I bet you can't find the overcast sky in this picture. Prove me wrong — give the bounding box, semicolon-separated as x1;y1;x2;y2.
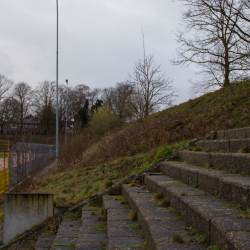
0;0;199;105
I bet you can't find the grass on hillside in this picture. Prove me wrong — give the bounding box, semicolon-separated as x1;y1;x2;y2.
37;140;190;205
37;80;250;205
59;80;250;173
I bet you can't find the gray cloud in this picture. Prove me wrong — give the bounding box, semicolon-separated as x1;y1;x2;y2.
0;0;198;105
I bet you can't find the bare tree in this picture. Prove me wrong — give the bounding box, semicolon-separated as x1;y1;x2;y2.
102;81;134;120
0;74;13;101
172;0;250;95
33;81;56;112
0;97;20;133
203;0;250;43
129;32;175;119
12;82;32;132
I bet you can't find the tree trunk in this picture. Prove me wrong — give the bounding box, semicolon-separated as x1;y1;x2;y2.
223;47;230;87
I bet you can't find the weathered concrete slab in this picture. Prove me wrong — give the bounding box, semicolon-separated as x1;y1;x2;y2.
211;218;250;248
225;129;235;139
35;235;56;249
230;139;242;153
195;141;204;148
235;128;247;139
77;207;106;250
160;160;250;208
179;151;210;167
122;184;208;249
203;140;230;152
4;193;54;244
103;195;144;249
142;172;248;248
219;176;250;209
217;130;225;139
108;237;144;249
210;131;217;140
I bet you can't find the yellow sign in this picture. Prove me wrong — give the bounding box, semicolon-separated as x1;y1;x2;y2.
0;140;9;193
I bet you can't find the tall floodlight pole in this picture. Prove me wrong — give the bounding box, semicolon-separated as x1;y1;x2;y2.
65;79;68;147
56;0;59;171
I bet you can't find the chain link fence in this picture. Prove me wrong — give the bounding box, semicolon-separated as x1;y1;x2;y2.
9;143;56;189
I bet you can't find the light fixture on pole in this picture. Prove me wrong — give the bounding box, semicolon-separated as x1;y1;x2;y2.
56;0;59;171
65;79;68;147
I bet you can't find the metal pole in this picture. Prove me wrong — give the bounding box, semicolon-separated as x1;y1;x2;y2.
72;111;73;136
56;0;59;171
65;79;68;147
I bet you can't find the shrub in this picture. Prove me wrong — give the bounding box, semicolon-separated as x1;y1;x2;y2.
170;234;184;243
153;191;164;201
238;145;249;153
129;211;137;221
158;198;170;207
87;106;124;137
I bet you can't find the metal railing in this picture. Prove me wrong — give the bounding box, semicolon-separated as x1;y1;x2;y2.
9;143;56;189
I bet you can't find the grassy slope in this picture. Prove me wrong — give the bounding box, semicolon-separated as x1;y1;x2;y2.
37;80;250;205
38;141;189;205
161;80;250;131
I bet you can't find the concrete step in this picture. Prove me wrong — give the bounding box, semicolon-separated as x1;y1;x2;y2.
179;150;250;175
160;161;250;209
122;184;208;250
77;207;107;250
143;172;250;249
35;234;56;250
195;138;250;153
103;195;145;250
50;218;81;250
210;127;250;140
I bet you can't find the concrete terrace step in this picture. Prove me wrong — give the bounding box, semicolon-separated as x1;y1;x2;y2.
103;195;145;250
143;173;250;249
210;127;250;140
77;207;107;250
122;184;208;250
35;235;56;250
51;219;81;250
195;138;250;153
160;161;250;209
179;150;250;175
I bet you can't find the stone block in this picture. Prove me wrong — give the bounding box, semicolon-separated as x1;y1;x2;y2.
195;141;204;148
230;139;242;153
164;162;182;180
203;141;215;150
210;153;232;171
210;131;217;140
178;164;191;184
231;155;248;173
219;177;250;209
235;128;247;139
187;167;199;187
191;152;211;166
210;218;250;249
198;170;221;196
217;130;225;139
188;202;243;244
108;237;143;249
180;151;210;166
216;140;230;152
179;150;189;162
243;156;250;175
240;138;250;150
225;129;235;139
245;127;250;138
